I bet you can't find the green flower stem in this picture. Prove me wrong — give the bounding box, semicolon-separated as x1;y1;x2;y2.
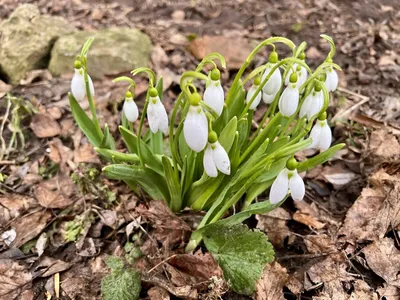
226;37;296;107
320;34;336;59
169;92;184;173
131;67;156;87
137;92;150;166
179;71;209;99
84;69;103;138
195;52;226;71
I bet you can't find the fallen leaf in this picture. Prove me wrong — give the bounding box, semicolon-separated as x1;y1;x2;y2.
377;284;400;300
369;129;400;161
293;212;325;229
48;138;73;167
30;114;61;138
255;262;288;300
1;228;17;246
304;234;337;254
256;207;292;248
171;10;185;21
74;143;100;164
33;256;72;277
148;286;170;300
363;238;400;287
34;175;75;208
0;194;38;225
11;209;52;248
350;280;379;299
338;170;400;243
321;165;358;188
188;35;253;69
35;232;48;257
0;259;32;299
47;106;62;120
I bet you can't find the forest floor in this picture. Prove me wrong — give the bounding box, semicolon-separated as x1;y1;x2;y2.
1;0;400;299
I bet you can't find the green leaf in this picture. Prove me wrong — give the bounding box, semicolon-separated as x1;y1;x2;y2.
103;164;169;201
69;93;103;147
94;148;140;164
162;156;182;212
150;131;163;155
155;77;163;99
80;37;95;57
218;116;237;152
102;256;141;300
204;224;274;295
297;143;345;173
119;126;164;176
105;256;124;270
99;124;116;150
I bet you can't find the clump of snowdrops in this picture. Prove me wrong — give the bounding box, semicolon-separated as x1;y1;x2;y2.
69;35;343;294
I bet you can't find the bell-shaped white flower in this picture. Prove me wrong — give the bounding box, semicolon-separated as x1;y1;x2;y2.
123;93;139;122
184;104;208;152
204;80;224;116
203;140;230;177
309;119;332;151
278;78;299;117
147;95;168;134
246;84;262;110
299;90;323;120
71;67;95;101
285;65;308;87
262;92;276;104
269;168;305;204
261;64;282;96
325;68;339;92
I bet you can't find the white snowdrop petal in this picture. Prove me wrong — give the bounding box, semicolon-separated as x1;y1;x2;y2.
262;92;276;104
204;80;224;116
299;67;308;87
203;145;218;177
184;106;208;152
156;101;169;134
307;91;324;119
279;85;299;117
123;99;139;122
308;121;322;149
71;69;86;101
246;85;262;110
212;142;231;175
269;169;289;204
147;101;160;133
289;170;305;201
88;74;95;96
262;65;282;95
330;69;339;92
284;64;297;86
299;94;313;119
318;120;332;151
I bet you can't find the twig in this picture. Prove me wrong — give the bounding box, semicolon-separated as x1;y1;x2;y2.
147;254;178;273
331;87;370;122
0;96;12;160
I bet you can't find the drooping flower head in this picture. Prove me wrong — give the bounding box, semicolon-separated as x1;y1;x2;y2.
71;60;95;101
261;51;282;102
203;131;231;177
123;91;139;123
184;92;208;152
279;71;300;117
269;157;305;204
308;112;332;151
284;52;308;87
299;81;324;120
246;76;262;110
147;87;168;134
203;68;224;116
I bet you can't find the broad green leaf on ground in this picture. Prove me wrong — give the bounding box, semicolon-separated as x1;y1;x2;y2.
203;224;275;295
101;256;141;300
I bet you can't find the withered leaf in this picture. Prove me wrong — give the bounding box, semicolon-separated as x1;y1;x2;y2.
0;194;38;226
34;175;75;208
256;207;291;248
255;262;289;300
0;259;32;299
30;114;61;138
148;286;170;300
33;256;72;277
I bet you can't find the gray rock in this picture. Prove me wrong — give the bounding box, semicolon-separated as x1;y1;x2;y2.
0;4;75;85
49;28;153;79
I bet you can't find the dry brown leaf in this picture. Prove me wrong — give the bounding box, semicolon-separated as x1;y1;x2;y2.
33;256;72;277
48;138;73;167
304;234;337;255
34;175;75;208
255;262;288;300
47;106;62;120
30;114;61;138
293;212;325;229
338;169;400;243
148;286;170;300
0;259;32;299
350;280;379;299
0;194;38;226
188;35;253;69
369;129;400;161
256;207;291;247
377;284;400;300
321;164;358;188
306;256;352;299
11;209;52;248
363;238;400;287
169;251;223;282
74;143;100;164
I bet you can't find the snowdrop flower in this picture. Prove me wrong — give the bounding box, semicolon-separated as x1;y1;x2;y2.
203;69;224;116
325;67;339;92
299;82;324;120
261;51;282;96
269;158;305;204
184;93;208;152
246;77;262;110
279;73;299;117
308;113;332;151
203;132;230;177
71;60;94;101
262;92;276;104
147;88;168;134
123;91;139;122
285;64;307;87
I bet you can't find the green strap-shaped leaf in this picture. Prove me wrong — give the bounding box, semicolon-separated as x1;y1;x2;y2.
203;224;274;295
162;156;181;212
297;143;345;173
69;93;103;147
119;126;164;176
218;116;237;152
94;148;140;164
103;164;169;201
99;124;116;150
